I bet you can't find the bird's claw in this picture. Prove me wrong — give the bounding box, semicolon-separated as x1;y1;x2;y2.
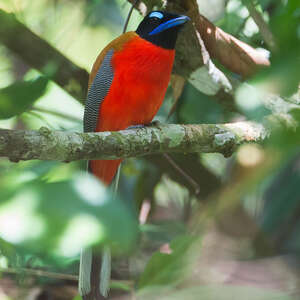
147;120;161;127
126;124;145;130
127;120;161;130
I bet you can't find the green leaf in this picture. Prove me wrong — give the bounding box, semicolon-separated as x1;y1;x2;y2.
0;76;48;119
0;172;138;259
138;235;196;289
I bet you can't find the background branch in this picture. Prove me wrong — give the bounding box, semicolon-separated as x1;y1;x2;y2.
0;9;89;103
242;0;276;51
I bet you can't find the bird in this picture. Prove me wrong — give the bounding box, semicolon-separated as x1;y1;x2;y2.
80;10;190;299
84;10;190;185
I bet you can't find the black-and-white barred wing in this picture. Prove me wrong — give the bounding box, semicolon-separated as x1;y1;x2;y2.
83;49;114;133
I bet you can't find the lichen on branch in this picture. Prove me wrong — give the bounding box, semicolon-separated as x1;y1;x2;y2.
0;122;268;163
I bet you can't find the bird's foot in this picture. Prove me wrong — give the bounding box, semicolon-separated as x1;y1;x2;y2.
147;120;161;127
126;120;161;130
126;124;145;130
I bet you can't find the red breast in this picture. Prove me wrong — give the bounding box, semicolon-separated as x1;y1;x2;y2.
96;35;175;132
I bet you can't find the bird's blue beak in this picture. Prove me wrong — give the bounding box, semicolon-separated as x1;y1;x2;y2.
149;15;190;36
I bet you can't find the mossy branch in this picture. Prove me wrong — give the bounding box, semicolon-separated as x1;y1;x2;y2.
0;122;268;163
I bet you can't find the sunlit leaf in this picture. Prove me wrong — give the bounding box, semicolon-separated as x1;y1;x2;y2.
0;172;138;259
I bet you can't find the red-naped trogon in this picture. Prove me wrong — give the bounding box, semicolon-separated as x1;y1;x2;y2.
81;10;189;299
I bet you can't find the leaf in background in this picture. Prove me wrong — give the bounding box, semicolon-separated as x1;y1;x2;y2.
0;161;60;202
138;235;196;289
0;172;138;260
235;83;270;120
178;82;225;124
84;0;124;30
259;153;300;253
255;0;300;95
266;107;300;153
0;76;48;119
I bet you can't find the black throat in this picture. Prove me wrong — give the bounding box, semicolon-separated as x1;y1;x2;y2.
136;27;180;50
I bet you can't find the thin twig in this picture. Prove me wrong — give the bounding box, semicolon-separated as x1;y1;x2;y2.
163;153;200;196
0;267;134;288
123;0;140;33
242;0;276;51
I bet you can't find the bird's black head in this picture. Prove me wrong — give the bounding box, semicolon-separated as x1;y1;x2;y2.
136;11;190;50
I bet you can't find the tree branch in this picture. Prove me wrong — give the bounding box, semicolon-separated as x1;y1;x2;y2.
0;9;89;103
0;123;268;162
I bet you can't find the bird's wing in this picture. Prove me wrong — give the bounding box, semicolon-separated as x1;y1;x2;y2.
84;31;138;133
84;49;114;133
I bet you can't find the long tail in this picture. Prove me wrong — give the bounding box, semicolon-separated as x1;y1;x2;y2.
79;163;121;299
79;247;111;300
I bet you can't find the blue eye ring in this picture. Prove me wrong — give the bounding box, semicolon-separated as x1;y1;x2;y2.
149;12;164;19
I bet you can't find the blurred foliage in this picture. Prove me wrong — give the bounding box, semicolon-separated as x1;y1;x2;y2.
0;0;300;299
178;82;227;124
0;76;48;119
0;161;138;261
138;235;196;289
261;0;300;95
83;0;124;29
